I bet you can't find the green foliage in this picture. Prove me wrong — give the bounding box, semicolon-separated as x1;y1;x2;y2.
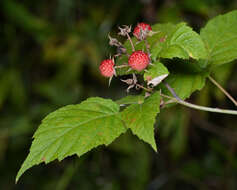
16;10;237;185
16;97;127;182
152;23;207;60
121;92;160;151
16;94;160;182
201;10;237;66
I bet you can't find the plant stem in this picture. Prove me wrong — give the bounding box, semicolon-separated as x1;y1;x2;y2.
161;93;237;115
208;76;237;107
162;82;237;115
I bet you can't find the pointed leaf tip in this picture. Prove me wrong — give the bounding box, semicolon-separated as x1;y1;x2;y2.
121;92;161;151
16;97;127;182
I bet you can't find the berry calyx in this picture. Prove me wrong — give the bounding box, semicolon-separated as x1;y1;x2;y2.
99;59;115;77
128;50;150;71
133;22;152;40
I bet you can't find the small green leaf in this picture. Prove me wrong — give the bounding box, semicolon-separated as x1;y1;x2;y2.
144;61;169;85
121;92;161;151
200;10;237;66
116;95;145;105
16;97;127;183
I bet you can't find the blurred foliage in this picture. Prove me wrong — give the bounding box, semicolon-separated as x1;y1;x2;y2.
0;0;237;189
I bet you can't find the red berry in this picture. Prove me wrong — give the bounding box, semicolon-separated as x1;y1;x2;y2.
99;59;115;77
128;51;150;71
133;23;152;40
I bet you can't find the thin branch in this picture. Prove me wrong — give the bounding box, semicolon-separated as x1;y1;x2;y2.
162;82;237;115
161;94;237;115
161;93;237;115
208;76;237;107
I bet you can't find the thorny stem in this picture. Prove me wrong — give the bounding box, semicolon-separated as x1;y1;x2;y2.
208;76;237;107
126;33;135;52
162;83;237;115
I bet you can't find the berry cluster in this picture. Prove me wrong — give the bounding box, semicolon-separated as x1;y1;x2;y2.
99;23;152;89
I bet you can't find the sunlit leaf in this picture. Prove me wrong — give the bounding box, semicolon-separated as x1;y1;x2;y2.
16;97;127;182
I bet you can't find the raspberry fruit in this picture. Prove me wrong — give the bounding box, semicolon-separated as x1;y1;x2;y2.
128;51;150;71
133;23;152;40
99;59;115;77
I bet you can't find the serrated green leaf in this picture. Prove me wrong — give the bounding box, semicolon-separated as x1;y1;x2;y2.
144;61;169;82
152;23;208;60
116;95;145;105
121;92;160;151
16;97;127;183
200;10;237;66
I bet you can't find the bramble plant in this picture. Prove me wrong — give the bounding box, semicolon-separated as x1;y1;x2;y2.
16;10;237;183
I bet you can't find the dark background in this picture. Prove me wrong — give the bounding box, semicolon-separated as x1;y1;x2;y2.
1;0;237;189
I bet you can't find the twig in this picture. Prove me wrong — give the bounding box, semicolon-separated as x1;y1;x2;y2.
161;93;237;115
208;76;237;107
162;82;237;115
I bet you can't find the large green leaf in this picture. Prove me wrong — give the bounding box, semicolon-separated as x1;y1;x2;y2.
200;10;237;65
152;23;208;60
16;97;127;182
121;92;161;151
